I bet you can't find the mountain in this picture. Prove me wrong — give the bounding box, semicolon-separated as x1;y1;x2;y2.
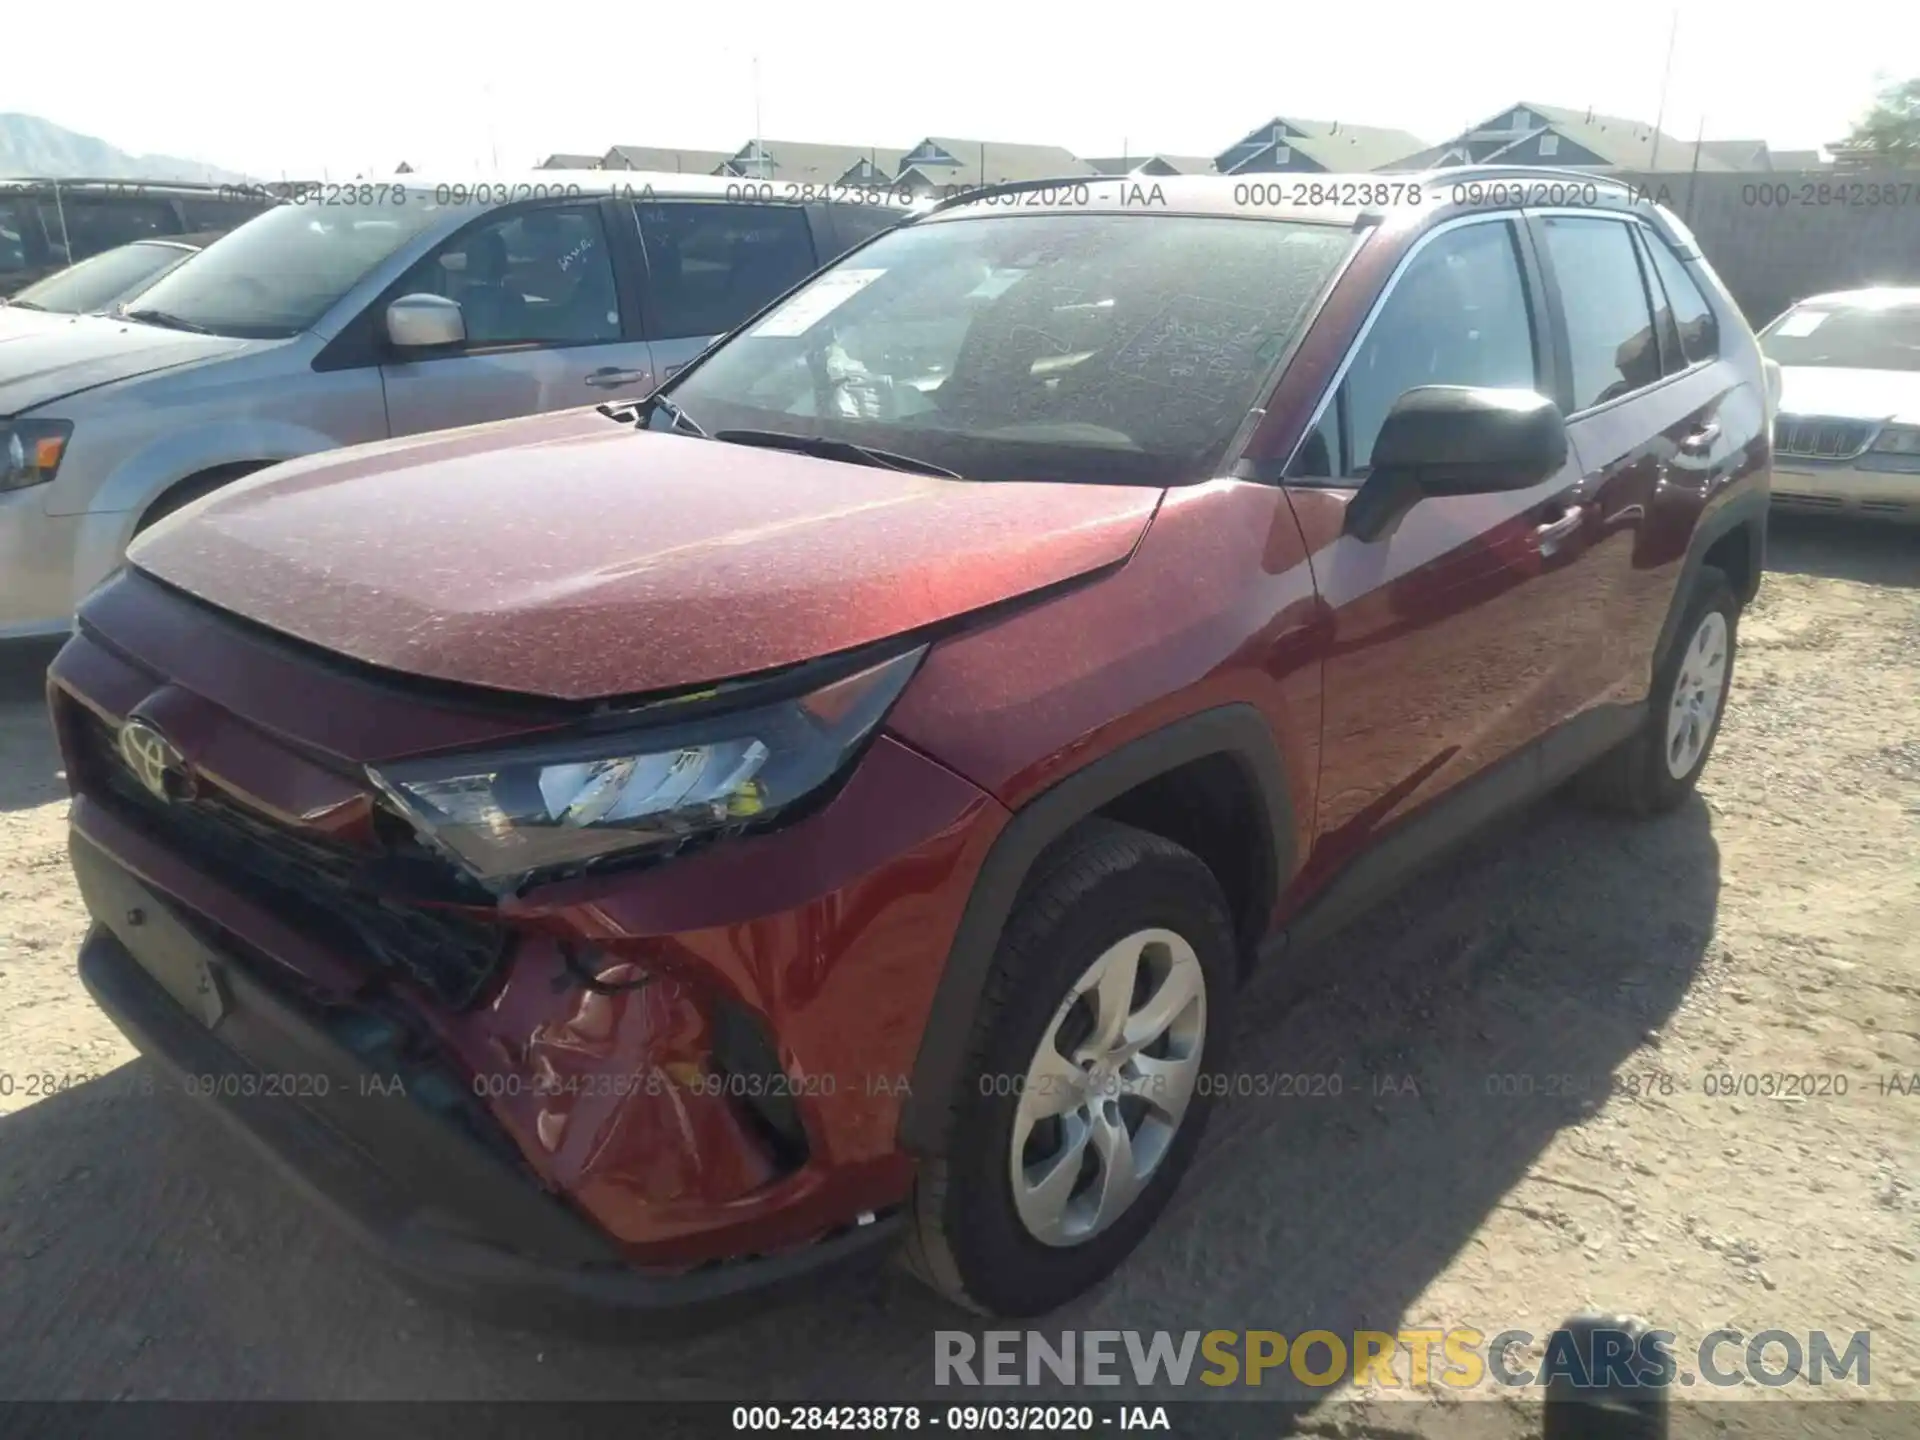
0;112;250;183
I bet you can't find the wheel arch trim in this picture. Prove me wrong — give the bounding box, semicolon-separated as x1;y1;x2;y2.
1654;482;1767;670
896;704;1296;1156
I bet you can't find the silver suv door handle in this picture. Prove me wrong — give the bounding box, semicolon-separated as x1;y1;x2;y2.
585;367;649;389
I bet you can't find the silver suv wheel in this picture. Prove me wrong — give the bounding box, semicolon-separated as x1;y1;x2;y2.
1009;927;1207;1247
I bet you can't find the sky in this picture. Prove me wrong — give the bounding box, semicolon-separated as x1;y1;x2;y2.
11;0;1917;178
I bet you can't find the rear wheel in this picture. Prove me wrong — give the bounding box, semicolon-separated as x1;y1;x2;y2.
902;819;1236;1316
1578;567;1739;816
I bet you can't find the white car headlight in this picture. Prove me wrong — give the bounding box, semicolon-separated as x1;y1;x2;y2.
368;646;925;889
1870;425;1920;455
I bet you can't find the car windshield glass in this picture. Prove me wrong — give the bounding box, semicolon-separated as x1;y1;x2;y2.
657;212;1354;485
124;197;455;339
10;241;188;314
1760;302;1920;371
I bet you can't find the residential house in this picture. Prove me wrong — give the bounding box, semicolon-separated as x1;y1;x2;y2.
725;139;905;186
1694;139;1771;170
889;137;1096;195
538;153;603;171
1767;149;1828;170
1082;154;1217;176
601;145;735;175
1384;103;1734;172
1213;117;1428;174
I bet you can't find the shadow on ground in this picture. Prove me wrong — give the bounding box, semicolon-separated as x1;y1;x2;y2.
0;784;1719;1402
0;639;64;813
1766;514;1919;589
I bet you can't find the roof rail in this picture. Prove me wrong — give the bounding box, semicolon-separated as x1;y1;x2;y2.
918;174;1111;217
0;175;241;193
1423;164;1645;198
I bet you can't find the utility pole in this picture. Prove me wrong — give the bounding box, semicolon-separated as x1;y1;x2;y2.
1648;4;1680;171
1684;114;1706;221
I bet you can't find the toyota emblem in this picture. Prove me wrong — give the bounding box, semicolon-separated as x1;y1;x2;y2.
118;720;188;803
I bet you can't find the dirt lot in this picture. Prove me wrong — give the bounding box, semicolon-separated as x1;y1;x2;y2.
0;516;1914;1424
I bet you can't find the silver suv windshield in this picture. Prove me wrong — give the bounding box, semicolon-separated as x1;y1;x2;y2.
123;197;455;340
656;212;1355;486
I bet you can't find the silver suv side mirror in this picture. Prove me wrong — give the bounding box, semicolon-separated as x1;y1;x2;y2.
386;293;465;349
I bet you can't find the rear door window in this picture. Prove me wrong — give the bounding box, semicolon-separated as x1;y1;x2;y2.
1637;228;1720;370
637;202;817;340
1540;216;1662;410
822;204;907;261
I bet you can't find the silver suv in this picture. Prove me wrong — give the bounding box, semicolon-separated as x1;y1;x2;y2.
0;172;909;640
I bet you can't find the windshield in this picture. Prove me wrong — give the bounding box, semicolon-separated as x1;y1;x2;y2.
9;241;188;314
1760;301;1920;371
657;212;1354;485
124;197;454;338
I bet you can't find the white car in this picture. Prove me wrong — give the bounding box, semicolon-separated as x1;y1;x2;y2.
1759;287;1920;524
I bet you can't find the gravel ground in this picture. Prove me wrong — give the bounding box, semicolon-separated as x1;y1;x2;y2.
0;515;1914;1425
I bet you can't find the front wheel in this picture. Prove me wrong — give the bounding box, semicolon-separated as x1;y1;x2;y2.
1577;566;1739;816
902;820;1237;1316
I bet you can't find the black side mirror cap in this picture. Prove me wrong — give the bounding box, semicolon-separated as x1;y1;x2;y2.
1346;386;1569;542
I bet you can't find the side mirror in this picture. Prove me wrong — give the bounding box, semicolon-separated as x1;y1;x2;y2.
385;293;465;350
1345;386;1568;543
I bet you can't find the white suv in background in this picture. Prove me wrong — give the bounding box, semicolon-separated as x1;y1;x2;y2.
1760;287;1920;525
0;172;908;640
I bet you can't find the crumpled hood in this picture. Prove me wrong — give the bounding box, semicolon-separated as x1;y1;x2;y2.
0;312;254;414
130;407;1161;701
1776;366;1920;426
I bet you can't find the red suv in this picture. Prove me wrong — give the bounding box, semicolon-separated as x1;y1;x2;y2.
50;170;1770;1321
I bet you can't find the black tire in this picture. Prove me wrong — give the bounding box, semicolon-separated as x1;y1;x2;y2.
1577;566;1739;816
901;818;1237;1316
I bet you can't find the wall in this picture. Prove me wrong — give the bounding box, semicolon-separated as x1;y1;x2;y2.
1616;168;1920;325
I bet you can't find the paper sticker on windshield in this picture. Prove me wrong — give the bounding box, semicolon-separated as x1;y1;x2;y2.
1775;310;1829;337
751;268;886;337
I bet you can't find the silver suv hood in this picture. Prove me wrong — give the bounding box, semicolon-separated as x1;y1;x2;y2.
0;314;255;415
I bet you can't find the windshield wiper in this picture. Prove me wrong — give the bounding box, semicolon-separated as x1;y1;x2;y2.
118;307;212;334
597;391;708;438
648;392;707;437
6;299;43;311
711;429;960;479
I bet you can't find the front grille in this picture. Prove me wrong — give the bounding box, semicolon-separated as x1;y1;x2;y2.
1774;415;1876;460
70;706;509;1009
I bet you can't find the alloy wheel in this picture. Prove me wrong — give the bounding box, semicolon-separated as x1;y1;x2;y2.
1009;928;1207;1247
1666;610;1730;779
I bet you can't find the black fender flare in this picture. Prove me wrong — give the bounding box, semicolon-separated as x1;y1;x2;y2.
1653;481;1768;669
896;704;1297;1156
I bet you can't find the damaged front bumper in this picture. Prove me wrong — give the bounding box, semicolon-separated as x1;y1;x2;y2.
72;831;903;1326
